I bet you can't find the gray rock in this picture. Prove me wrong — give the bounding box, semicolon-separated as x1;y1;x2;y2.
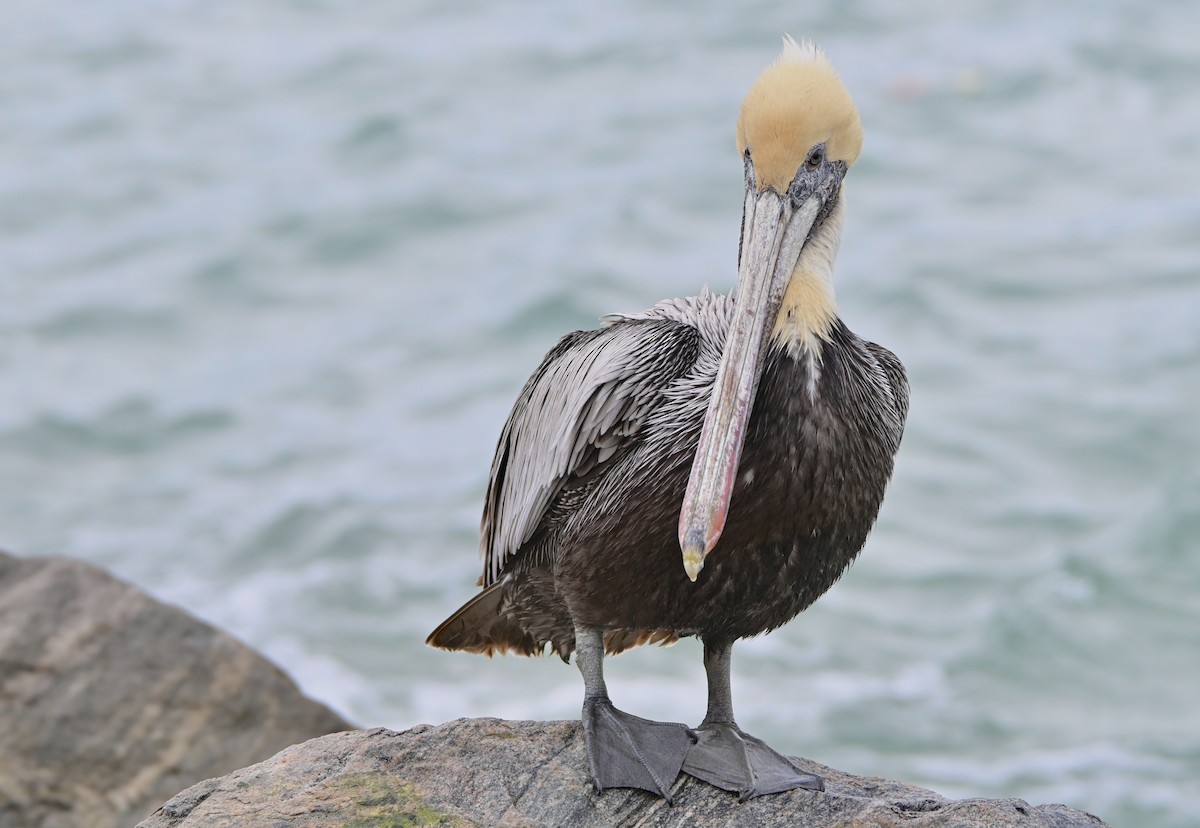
0;551;353;828
140;718;1112;828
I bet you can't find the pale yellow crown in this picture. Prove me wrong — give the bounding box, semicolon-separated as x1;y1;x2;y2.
736;37;863;193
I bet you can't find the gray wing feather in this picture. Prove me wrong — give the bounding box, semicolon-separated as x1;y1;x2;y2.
482;289;733;586
862;340;910;447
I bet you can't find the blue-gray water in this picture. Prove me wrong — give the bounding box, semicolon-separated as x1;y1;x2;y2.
2;2;1197;825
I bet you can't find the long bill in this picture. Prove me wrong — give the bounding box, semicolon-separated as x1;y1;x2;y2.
678;187;822;582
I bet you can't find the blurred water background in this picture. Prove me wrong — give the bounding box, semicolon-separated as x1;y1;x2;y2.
2;1;1198;825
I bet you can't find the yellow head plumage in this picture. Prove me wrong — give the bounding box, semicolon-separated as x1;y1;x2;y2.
736;37;863;193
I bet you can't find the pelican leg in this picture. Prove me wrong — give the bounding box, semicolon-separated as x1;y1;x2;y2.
575;625;692;801
683;638;824;800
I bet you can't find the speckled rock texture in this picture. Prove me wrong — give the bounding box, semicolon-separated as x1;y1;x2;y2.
140;718;1112;828
0;551;353;828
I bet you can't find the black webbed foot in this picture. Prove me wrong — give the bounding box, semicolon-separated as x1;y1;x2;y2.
580;696;693;802
683;721;824;800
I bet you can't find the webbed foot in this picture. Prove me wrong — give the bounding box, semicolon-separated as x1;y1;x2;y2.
682;721;824;800
581;696;693;801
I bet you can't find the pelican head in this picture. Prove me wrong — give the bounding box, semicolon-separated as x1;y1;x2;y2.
679;37;862;581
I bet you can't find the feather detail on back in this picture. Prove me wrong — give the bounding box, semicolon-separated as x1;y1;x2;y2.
481;290;735;586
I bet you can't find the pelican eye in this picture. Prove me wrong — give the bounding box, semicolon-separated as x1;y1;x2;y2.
805;145;825;170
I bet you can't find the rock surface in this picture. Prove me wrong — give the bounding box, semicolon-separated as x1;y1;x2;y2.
0;551;353;828
141;718;1111;828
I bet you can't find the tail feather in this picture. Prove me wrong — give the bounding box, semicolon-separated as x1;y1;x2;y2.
427;582;682;659
426;583;543;657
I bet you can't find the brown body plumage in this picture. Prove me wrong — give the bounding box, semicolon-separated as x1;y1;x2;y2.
429;311;907;658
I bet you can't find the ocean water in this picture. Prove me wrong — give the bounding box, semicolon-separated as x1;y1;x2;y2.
2;2;1198;825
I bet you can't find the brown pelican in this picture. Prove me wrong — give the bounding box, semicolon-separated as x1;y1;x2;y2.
428;37;909;801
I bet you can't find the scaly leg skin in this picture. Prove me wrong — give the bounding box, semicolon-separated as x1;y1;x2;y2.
682;639;824;800
575;625;692;801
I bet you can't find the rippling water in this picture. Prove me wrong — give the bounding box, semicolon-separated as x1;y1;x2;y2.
2;2;1198;825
